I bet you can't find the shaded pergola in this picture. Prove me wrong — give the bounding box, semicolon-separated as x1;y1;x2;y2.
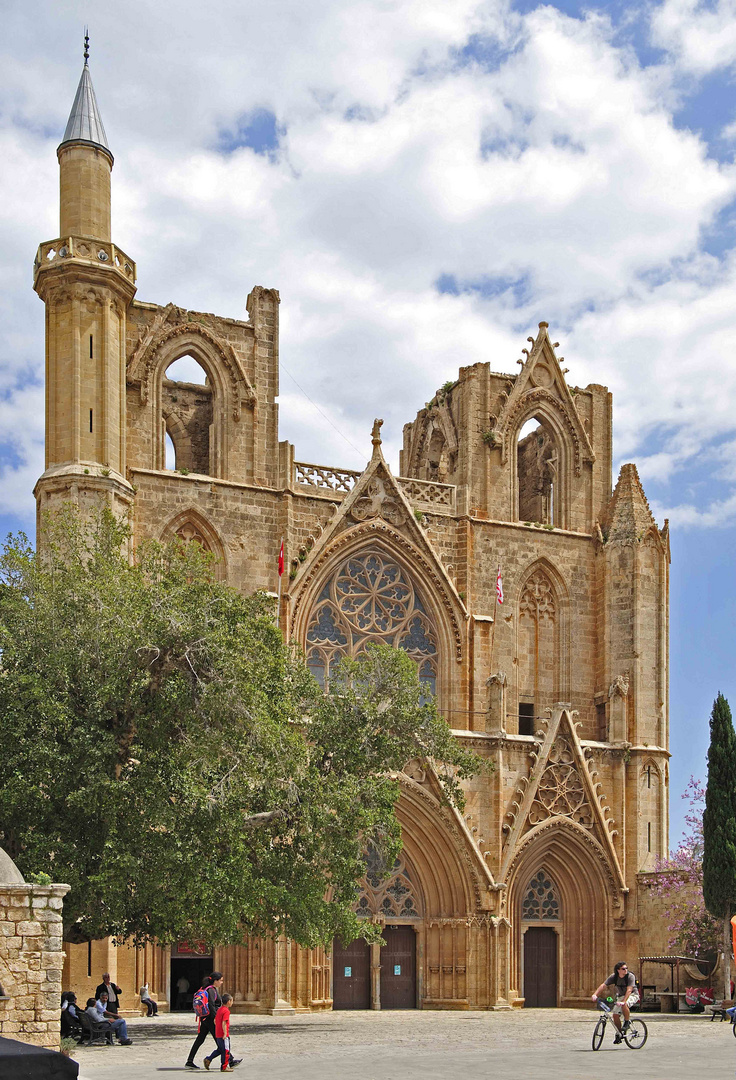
639;955;703;1010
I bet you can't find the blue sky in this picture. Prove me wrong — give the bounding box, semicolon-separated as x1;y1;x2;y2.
2;0;736;845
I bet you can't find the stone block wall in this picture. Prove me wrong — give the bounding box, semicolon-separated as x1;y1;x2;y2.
0;883;69;1049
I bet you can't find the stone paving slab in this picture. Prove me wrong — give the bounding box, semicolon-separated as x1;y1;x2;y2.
72;1009;735;1080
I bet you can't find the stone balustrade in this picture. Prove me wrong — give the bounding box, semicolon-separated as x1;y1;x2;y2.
34;237;137;283
293;462;457;514
294;461;362;494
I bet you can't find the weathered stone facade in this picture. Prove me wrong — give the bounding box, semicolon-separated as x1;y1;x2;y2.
0;851;69;1049
38;58;670;1013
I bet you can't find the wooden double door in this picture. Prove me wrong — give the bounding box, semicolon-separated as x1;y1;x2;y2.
523;926;558;1007
332;925;416;1009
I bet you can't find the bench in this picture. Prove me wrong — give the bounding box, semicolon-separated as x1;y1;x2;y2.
78;1011;113;1046
709;999;735;1021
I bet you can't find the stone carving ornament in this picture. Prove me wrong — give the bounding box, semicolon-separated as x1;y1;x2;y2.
529;737;594;828
350;476;406;526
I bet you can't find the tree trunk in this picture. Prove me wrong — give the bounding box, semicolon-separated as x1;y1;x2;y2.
724;908;732;1002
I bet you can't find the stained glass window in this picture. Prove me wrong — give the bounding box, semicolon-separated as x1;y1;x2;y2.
305;551;438;695
521;870;560;921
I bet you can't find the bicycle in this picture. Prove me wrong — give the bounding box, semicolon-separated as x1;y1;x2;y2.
592;997;648;1050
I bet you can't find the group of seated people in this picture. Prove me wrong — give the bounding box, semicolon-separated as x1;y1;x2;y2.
61;972;157;1045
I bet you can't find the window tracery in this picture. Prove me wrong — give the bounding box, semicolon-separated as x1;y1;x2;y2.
528;737;594;828
521;870;560;921
355;847;421;919
305;551;438;696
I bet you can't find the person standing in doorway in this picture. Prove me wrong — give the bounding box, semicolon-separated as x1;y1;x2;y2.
185;972;223;1070
176;974;190;1011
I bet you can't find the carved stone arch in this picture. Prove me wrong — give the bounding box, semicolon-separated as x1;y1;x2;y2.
504;816;616;1006
160;508;228;580
514;557;571;711
162;407;188;470
289;523;463;709
508;391;581;528
129;323;256;478
396;779;477;918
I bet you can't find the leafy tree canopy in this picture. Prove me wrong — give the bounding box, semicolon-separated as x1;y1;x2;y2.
0;508;481;948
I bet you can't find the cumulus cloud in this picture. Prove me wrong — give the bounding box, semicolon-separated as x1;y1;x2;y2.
1;0;736;531
651;0;736;77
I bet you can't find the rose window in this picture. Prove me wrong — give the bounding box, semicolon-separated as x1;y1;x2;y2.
306;551;438;696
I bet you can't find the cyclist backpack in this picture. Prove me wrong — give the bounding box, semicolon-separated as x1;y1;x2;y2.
192;987;212;1019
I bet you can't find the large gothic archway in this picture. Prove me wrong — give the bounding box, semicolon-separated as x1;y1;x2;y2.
505;818;614;1008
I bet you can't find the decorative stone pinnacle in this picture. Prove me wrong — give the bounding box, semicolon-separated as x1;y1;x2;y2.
538;321;548;330
369;412;382;447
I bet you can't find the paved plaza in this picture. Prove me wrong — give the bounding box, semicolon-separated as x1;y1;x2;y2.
72;1009;735;1080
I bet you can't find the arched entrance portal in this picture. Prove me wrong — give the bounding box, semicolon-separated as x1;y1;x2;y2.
521;870;561;1007
507;820;615;1008
332;775;495;1010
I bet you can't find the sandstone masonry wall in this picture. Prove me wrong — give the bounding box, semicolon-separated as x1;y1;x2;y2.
0;884;69;1049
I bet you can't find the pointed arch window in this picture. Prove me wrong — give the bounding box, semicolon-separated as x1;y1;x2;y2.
522;870;560;921
161;354;213;475
305;551;438;697
516;416;559;527
518;568;558;728
355;846;422;919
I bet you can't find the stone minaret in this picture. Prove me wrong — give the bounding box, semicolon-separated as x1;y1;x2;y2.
33;39;136;530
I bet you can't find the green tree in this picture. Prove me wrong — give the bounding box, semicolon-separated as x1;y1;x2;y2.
703;693;736;1000
0;507;480;948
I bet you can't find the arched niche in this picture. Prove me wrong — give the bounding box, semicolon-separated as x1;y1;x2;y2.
638;759;663;869
513;558;570;731
505;818;615;1007
160;509;228;581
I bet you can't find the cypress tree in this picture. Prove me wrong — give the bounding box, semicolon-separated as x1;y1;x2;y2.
703;693;736;1000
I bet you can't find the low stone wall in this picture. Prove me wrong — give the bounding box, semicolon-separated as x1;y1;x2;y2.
0;883;70;1049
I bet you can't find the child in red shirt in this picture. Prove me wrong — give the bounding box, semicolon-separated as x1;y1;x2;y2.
204;994;240;1072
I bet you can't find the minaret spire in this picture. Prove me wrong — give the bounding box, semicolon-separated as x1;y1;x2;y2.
59;30;111;161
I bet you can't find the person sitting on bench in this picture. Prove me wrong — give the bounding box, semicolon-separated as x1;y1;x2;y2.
87;995;133;1045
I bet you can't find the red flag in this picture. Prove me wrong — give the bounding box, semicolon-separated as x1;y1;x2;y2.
496;569;503;605
278;539;284;577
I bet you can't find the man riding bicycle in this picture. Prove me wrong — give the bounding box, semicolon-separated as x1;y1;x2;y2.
592;962;639;1044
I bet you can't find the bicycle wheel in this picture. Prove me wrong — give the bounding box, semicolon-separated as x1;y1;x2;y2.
592;1017;606;1050
731;1018;736;1038
624;1019;648;1049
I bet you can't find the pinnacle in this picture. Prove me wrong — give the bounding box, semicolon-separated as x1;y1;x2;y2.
59;60;112;160
602;463;656;542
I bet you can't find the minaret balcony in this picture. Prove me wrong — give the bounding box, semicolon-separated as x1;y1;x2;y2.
34;236;136;286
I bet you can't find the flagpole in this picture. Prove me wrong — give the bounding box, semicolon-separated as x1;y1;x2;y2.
489;564;500;675
276;536;284;632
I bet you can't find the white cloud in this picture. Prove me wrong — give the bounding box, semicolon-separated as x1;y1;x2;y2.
2;0;736;531
651;0;736;77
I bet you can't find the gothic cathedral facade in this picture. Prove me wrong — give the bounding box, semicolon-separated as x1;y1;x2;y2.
37;58;669;1012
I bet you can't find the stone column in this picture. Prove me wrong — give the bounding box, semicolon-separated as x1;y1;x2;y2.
0;883;70;1049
